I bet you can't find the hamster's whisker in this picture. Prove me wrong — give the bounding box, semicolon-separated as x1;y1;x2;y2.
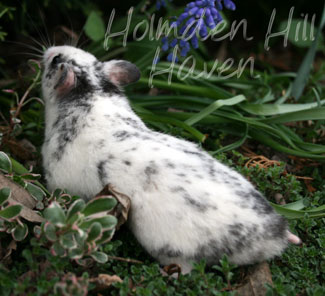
4;40;44;56
39;12;52;48
74;30;84;48
28;35;48;52
77;38;90;50
15;52;43;59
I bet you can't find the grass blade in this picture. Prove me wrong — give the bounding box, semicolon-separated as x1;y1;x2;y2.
291;3;325;100
185;95;246;126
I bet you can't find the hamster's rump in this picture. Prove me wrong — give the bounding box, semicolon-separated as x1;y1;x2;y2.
41;45;299;273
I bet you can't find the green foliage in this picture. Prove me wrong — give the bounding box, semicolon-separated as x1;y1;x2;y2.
0;4;15;42
0;186;26;241
112;260;236;296
36;196;117;264
269;216;325;294
291;3;325;100
84;11;106;42
0;151;12;173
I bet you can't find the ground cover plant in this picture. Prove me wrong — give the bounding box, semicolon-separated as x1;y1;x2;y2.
0;0;325;295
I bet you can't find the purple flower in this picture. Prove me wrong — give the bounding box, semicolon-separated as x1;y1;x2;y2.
158;0;236;62
223;0;236;10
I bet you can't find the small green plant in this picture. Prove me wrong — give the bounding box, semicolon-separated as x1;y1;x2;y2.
0;187;27;241
35;196;118;264
1;150;119;267
213;255;237;288
53;272;89;296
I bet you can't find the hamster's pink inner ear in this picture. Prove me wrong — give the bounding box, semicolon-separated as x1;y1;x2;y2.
104;61;140;86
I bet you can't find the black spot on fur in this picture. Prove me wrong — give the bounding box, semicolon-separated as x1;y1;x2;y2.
46;54;64;80
152;245;182;258
165;161;175;169
236;189;274;215
94;61;102;72
170;186;208;212
266;215;288;239
170;186;185;193
121;116;143;129
70;69;95;98
183;193;208;212
176;173;186;177
228;223;244;236
48;97;93;160
183;150;205;158
144;161;158;186
100;78;121;95
124;160;132;166
141;135;152;141
113;130;130;141
193;238;234;265
250;190;274;214
97;161;108;185
145;162;158;177
228;223;258;253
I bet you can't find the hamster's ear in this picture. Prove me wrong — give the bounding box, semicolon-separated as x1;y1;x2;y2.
103;60;140;86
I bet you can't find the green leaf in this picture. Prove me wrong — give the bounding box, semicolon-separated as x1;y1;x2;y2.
87;222;102;242
96;229;115;245
82;197;117;217
67;199;86;223
271;203;325;219
292;3;325;100
12;223;28;241
90;251;108;263
9;157;50;195
281;199;306;211
44;222;57;241
80;216;117;231
84;11;105;42
185;95;246;126
68;247;84;260
26;182;46;201
240;100;325;116
138;77;231;100
249;129;325;160
0;204;22;220
0;187;11;205
74;228;87;245
33;225;42;238
44;202;66;226
59;232;76;249
51;241;66;257
261;107;325;124
0;151;12;173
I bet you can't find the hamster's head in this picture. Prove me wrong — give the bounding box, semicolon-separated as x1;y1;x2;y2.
42;45;140;103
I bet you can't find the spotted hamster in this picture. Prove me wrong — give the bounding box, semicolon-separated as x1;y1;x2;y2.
41;46;301;274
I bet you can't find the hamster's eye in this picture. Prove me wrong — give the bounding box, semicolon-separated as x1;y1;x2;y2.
51;55;62;66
